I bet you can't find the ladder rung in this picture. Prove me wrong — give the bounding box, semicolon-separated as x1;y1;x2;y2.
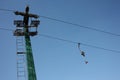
17;58;25;62
17;70;25;72
17;52;25;54
17;55;25;57
17;42;23;44
17;48;24;50
17;66;25;69
17;75;25;77
17;64;25;66
17;67;25;69
17;72;25;74
17;58;25;60
17;62;24;64
17;73;25;77
17;47;24;49
17;71;25;73
17;44;23;46
16;39;23;42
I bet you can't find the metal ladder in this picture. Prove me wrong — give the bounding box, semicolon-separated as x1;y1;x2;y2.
16;36;27;80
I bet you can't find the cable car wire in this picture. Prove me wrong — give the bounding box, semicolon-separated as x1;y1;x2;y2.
39;34;120;54
0;8;15;12
40;15;120;37
40;34;78;44
0;27;13;31
0;27;120;54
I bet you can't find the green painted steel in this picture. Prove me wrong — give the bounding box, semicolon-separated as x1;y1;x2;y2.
24;30;37;80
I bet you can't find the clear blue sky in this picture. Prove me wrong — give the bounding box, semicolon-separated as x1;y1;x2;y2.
0;0;120;80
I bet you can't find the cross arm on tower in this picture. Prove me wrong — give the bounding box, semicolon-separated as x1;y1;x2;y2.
14;11;39;19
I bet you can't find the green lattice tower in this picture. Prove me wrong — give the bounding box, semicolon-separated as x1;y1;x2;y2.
25;30;37;80
14;6;40;80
